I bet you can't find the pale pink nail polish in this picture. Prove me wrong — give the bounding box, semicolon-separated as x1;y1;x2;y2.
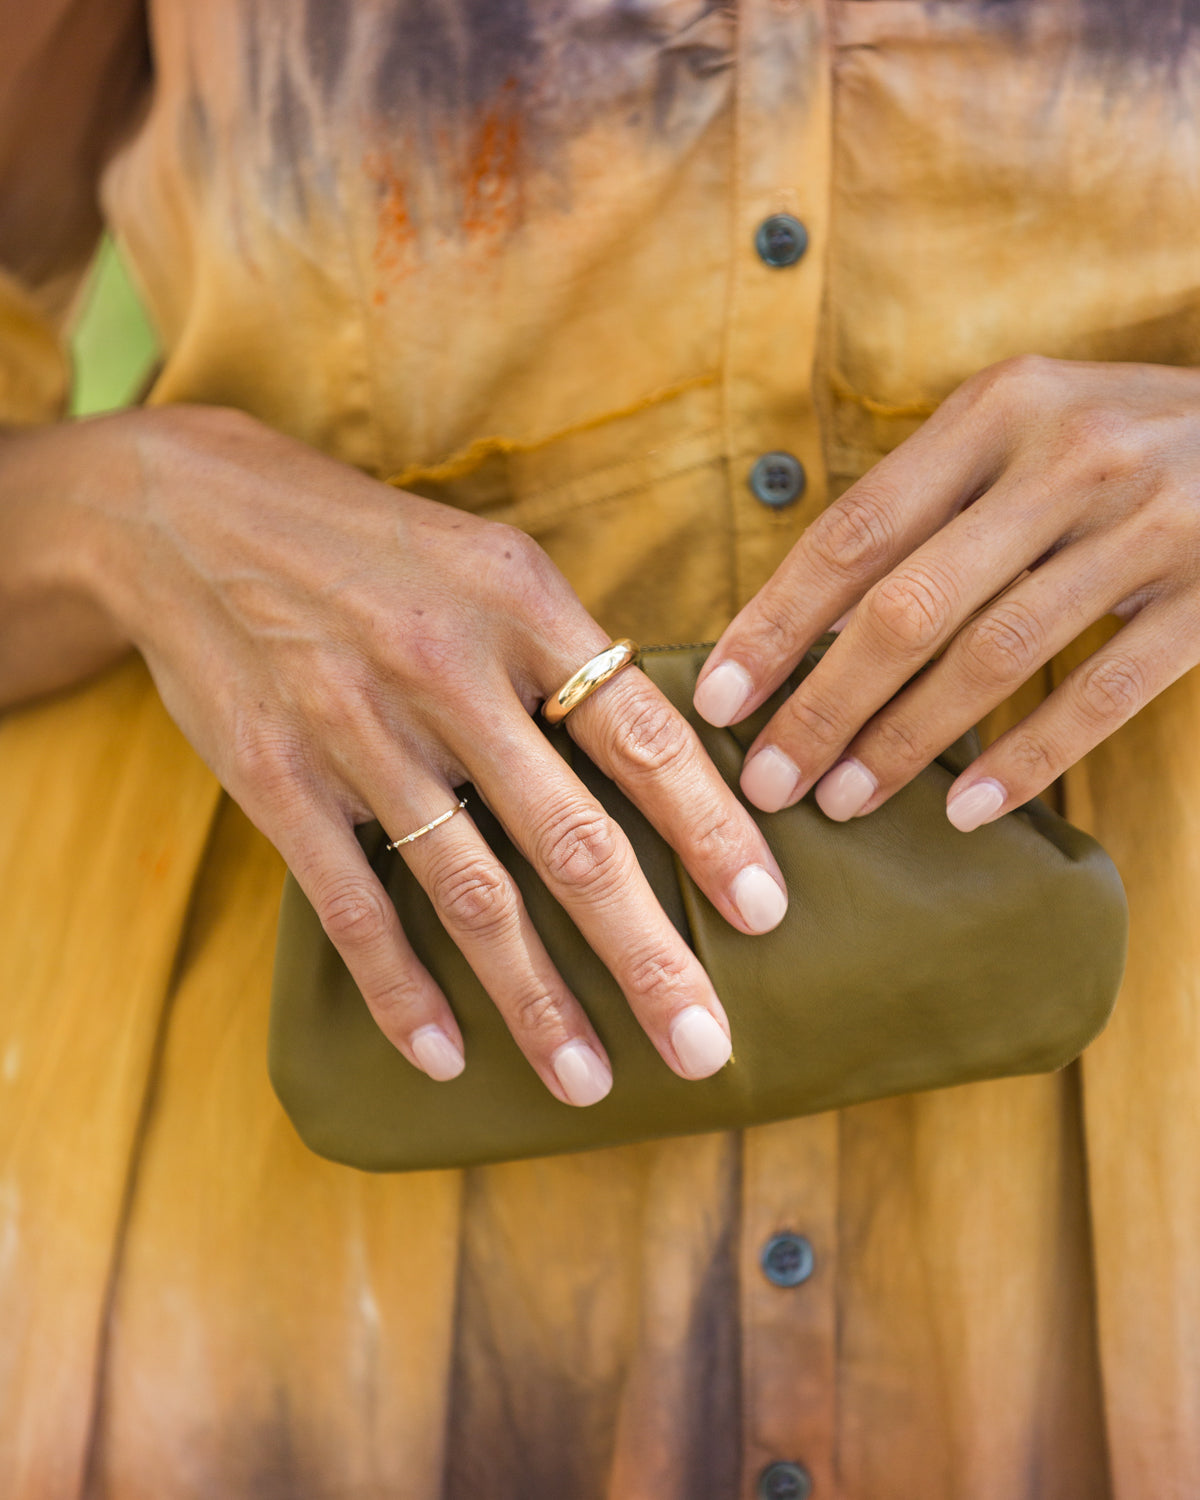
411;1025;466;1081
946;778;1007;832
742;746;802;813
551;1041;613;1107
732;864;788;933
670;1005;733;1079
694;661;754;727
815;758;877;821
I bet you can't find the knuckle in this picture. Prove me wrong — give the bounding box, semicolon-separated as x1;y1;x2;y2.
173;402;262;447
303;669;371;734
807;488;897;580
318;878;393;949
428;856;519;938
1055;406;1149;480
490;519;545;565
623;944;695;1006
1134;491;1200;570
1075;653;1147;723
535;803;624;891
199;402;261;436
958;599;1045;685
508;985;563;1038
367;975;427;1036
864;565;959;654
608;694;692;776
970;352;1057;410
783;688;844;749
685;805;746;862
870;714;927;767
1008;733;1059;780
488;525;569;626
746;592;807;659
229;718;308;804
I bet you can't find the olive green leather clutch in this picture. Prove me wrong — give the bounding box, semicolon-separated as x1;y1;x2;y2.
269;640;1129;1173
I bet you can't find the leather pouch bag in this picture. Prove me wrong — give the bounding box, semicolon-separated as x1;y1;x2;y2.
269;638;1129;1173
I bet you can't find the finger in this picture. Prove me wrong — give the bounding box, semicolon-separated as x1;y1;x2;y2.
274;804;468;1084
369;774;616;1108
937;596;1189;831
465;715;734;1084
564;663;789;936
737;468;1074;812
693;379;1012;728
809;524;1156;820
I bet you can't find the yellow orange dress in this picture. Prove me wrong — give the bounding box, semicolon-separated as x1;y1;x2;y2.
2;2;1198;1495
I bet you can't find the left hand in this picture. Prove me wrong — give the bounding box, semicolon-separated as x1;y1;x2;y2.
693;356;1200;829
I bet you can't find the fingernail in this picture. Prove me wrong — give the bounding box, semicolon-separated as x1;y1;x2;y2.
831;610;853;633
670;1005;733;1079
815;758;877;822
732;864;788;933
694;661;753;727
411;1025;466;1082
552;1040;613;1107
946;778;1007;832
742;746;802;813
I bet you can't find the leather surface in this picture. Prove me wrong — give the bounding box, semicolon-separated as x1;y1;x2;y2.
269;640;1129;1171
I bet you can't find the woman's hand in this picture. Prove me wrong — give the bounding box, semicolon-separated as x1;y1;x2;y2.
13;404;788;1105
694;357;1200;827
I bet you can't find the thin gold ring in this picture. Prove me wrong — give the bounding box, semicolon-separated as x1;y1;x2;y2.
385;796;468;852
542;639;641;725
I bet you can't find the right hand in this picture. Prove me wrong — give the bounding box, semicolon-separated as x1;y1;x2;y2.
72;405;788;1106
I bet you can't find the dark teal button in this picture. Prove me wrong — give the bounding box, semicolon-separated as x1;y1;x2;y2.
761;1232;815;1287
756;214;809;267
750;452;806;509
758;1461;814;1500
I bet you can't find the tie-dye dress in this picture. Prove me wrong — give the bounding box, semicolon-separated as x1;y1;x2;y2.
2;2;1198;1495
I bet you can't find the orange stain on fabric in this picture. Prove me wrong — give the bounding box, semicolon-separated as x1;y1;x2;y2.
364;147;417;305
366;81;524;304
461;78;524;239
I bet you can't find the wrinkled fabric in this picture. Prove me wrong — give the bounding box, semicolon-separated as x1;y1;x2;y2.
1;2;1199;1496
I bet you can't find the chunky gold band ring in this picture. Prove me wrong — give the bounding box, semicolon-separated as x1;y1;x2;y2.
385;796;468;852
542;639;641;726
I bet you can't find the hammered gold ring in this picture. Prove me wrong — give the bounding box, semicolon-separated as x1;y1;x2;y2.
542;639;641;726
385;796;468;852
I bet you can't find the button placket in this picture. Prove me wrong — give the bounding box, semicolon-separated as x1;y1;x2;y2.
722;0;832;608
738;1119;838;1499
724;8;837;1486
